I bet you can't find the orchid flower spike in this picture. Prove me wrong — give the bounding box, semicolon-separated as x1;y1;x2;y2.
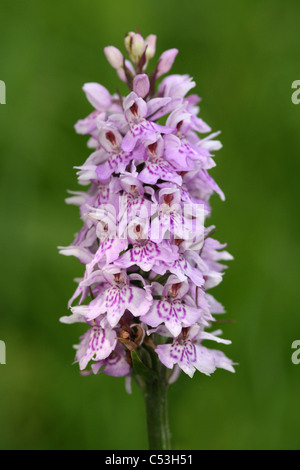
60;31;235;406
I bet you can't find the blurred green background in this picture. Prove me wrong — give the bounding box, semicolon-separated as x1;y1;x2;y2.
0;0;299;450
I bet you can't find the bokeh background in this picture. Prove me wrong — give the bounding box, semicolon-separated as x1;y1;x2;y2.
0;0;299;450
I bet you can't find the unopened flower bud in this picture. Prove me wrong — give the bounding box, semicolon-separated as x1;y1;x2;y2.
145;34;157;60
124;32;133;53
125;32;146;64
133;74;150;98
104;46;124;69
132;34;145;58
156;48;178;78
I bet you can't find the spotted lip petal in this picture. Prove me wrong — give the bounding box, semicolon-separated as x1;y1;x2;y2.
156;340;216;378
75;326;117;371
91;343;131;377
122;92;174;152
83;273;153;328
140;297;201;337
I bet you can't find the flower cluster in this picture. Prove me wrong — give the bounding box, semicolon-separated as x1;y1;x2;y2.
60;32;235;386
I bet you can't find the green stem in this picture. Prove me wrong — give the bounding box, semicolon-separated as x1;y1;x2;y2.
144;375;171;450
132;345;172;450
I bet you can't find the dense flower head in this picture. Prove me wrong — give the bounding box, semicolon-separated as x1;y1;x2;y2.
60;31;235;387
